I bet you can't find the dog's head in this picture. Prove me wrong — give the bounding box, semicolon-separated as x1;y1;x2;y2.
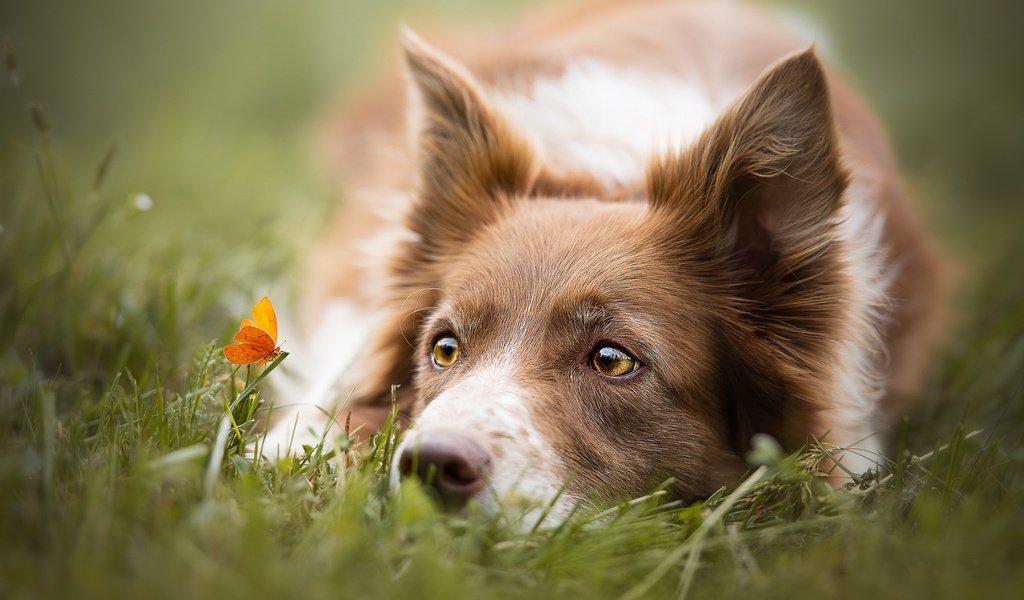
367;32;850;525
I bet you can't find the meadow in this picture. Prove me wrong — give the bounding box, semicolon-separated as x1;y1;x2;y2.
1;1;1022;598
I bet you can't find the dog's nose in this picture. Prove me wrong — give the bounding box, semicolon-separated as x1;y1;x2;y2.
398;432;491;509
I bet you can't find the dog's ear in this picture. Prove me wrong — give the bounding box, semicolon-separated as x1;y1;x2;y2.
647;49;851;450
648;48;846;272
336;32;542;418
402;28;539;249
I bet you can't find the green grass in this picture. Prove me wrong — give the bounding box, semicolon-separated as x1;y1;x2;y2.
2;1;1023;598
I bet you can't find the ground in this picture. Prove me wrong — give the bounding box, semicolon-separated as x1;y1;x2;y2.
1;0;1022;598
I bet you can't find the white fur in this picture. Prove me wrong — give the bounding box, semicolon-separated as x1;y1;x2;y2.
391;364;577;530
260;300;381;458
824;172;894;475
497;60;720;189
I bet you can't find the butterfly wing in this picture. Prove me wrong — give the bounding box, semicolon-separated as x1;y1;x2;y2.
232;325;275;346
250;297;278;343
225;325;278;365
224;343;270;365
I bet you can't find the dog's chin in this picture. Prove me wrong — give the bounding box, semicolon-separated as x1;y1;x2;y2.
474;487;582;532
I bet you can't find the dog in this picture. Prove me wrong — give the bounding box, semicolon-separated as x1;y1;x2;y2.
261;0;947;526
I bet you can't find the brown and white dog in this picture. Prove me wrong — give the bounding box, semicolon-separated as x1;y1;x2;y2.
262;0;947;525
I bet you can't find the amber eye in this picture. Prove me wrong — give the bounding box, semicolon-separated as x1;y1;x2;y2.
591;345;638;378
432;336;460;368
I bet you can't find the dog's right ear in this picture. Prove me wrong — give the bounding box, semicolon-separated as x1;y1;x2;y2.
402;28;539;251
336;32;543;416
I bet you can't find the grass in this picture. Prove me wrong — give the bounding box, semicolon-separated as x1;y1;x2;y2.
2;1;1023;598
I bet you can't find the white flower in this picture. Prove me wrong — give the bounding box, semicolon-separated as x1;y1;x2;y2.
133;193;153;212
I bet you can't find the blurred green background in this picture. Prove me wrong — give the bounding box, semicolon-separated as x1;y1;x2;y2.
2;0;1021;257
0;0;545;274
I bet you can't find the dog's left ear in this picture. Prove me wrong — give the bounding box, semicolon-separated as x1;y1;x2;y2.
402;29;540;250
648;49;850;449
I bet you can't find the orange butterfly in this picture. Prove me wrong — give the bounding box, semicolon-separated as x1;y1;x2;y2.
224;296;281;365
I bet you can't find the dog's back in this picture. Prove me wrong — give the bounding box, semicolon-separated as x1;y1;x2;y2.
266;0;948;518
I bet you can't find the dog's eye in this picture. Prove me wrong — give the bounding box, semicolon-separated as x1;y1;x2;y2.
432;336;460;368
591;345;638;378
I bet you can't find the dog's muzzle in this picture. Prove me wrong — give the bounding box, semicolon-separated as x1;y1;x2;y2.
397;431;492;510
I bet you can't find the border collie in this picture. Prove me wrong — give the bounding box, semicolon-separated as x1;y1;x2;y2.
262;0;947;525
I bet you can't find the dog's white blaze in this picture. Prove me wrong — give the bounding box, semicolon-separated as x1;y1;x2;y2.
260;300;380;457
391;364;575;529
498;60;719;189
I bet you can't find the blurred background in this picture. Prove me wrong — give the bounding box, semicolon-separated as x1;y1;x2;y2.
0;0;1021;430
2;0;1021;251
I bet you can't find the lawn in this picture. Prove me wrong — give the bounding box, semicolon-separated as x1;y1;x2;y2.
1;0;1022;598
